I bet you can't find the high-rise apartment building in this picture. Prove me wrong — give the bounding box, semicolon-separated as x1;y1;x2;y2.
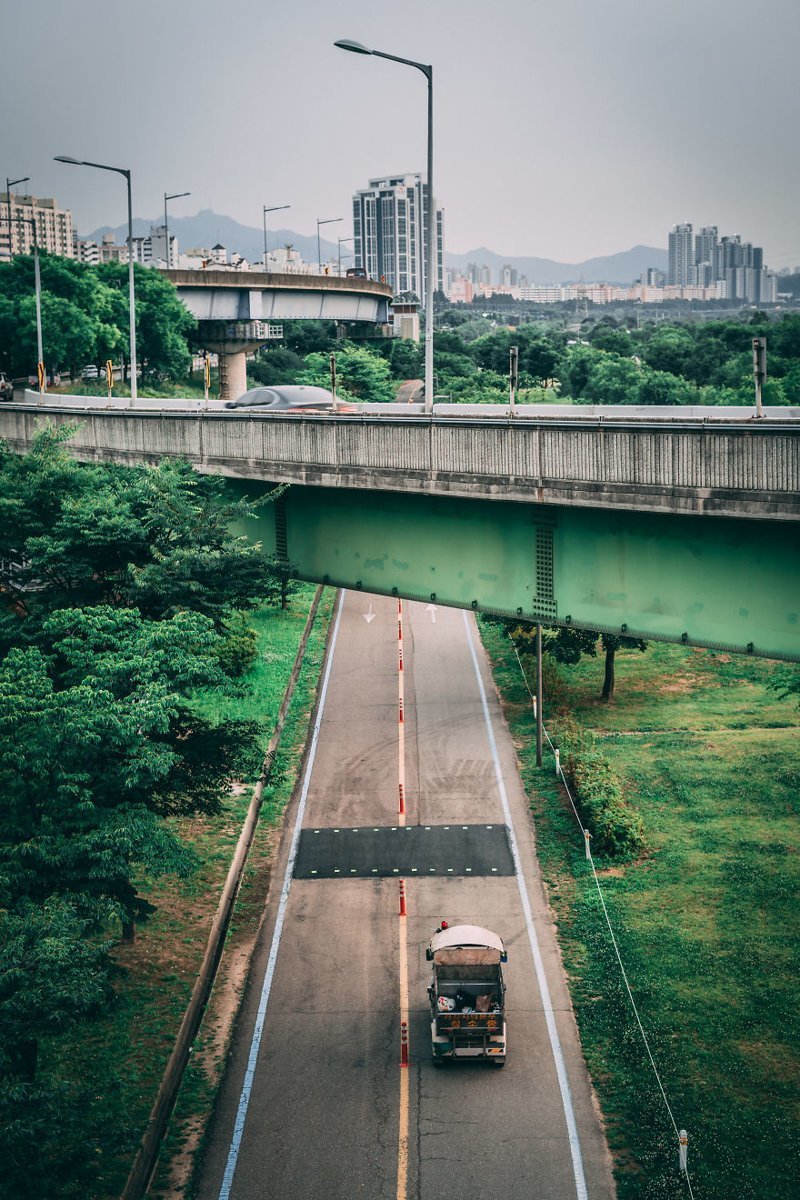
352;174;444;302
668;223;694;286
1;193;74;263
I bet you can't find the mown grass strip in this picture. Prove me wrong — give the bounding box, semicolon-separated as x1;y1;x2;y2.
479;620;800;1200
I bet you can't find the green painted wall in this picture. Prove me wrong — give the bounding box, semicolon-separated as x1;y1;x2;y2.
230;481;800;661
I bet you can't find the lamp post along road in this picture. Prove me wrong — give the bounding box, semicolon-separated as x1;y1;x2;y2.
263;204;290;269
13;214;44;394
338;235;354;274
5;176;29;255
164;190;190;270
316;216;342;272
335;39;434;413
55;156;137;404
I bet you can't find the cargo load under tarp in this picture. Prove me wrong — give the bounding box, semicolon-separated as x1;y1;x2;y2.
426;925;507;1066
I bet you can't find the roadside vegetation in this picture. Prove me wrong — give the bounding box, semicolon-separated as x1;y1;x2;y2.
3;252;799;408
248;308;800;407
0;428;330;1199
480;620;800;1198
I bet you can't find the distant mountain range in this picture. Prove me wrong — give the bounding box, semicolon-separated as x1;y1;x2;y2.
87;210;667;284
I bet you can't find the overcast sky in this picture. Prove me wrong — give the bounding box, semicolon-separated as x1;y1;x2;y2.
4;0;799;267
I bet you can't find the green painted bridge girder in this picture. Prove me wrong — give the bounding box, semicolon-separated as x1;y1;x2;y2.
233;482;800;662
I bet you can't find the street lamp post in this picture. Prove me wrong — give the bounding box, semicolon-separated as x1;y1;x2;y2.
316;217;342;273
4;176;30;259
14;214;44;396
263;204;290;270
335;39;435;414
164;190;190;269
55;155;138;404
338;236;354;274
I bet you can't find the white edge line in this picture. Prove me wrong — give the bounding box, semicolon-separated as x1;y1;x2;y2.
462;610;589;1200
218;590;346;1200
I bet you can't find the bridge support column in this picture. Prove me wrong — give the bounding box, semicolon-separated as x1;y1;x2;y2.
218;349;248;403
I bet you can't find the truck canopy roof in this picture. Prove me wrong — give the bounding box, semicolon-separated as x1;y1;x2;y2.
429;924;506;961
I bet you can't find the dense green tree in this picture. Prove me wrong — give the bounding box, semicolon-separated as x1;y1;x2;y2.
587;324;633;356
389;338;423;380
582;354;641;405
96;262;195;381
298;344;395;402
248;346;305;387
0;900;116;1082
639;326;695;376
635;368;696;406
493;620;646;701
0;430;279;637
0;254;194;382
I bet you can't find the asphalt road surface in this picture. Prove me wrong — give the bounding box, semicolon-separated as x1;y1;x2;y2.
197;592;615;1200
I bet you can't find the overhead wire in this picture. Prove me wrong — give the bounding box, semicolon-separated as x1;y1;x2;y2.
510;635;696;1197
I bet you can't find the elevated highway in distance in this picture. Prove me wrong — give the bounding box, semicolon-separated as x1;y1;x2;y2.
166;268;393;324
165;269;393;399
2;397;799;660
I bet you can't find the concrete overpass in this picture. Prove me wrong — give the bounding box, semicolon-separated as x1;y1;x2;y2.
167;270;394;400
2;397;799;661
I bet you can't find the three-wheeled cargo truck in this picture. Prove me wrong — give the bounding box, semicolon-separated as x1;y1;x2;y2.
426;924;507;1066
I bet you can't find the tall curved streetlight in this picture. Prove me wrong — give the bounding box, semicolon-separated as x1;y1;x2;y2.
55;155;137;403
5;176;30;254
263;204;290;269
335;38;434;413
316;217;342;272
13;214;43;395
338;235;353;274
164;190;190;269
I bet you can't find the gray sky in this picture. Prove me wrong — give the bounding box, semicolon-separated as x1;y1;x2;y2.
3;0;799;267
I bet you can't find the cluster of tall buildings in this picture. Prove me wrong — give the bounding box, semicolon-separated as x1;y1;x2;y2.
667;223;776;304
0;189;184;268
1;186;784;312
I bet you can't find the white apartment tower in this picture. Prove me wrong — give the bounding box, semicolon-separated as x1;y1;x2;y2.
668;222;694;287
352;173;444;303
1;193;74;263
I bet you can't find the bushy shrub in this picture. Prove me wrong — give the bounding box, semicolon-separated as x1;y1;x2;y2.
552;716;646;859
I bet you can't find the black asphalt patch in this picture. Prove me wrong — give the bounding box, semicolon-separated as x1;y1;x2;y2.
294;824;515;879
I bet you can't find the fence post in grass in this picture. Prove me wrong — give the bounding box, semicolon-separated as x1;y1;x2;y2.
584;829;592;860
554;747;560;777
535;622;543;767
679;1129;688;1173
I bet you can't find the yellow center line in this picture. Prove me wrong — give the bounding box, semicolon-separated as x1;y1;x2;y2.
397;893;410;1200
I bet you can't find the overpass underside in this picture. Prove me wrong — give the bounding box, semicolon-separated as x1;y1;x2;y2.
236;482;799;661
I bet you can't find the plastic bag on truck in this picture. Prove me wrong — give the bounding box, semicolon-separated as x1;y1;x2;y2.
438;995;456;1012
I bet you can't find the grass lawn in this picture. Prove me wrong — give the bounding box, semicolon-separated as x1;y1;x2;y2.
51;585;334;1199
480;623;800;1200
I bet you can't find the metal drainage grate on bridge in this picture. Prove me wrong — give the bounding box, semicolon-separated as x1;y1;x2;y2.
293;824;515;880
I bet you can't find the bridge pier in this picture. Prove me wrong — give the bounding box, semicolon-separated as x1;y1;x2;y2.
198;320;278;402
217;348;248;402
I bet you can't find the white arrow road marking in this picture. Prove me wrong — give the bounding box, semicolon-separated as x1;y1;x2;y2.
426;604;438;624
363;603;376;624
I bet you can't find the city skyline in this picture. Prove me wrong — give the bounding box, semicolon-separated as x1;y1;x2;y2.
3;0;799;270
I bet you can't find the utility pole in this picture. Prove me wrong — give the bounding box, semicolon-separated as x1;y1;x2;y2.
509;344;519;414
752;336;767;418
